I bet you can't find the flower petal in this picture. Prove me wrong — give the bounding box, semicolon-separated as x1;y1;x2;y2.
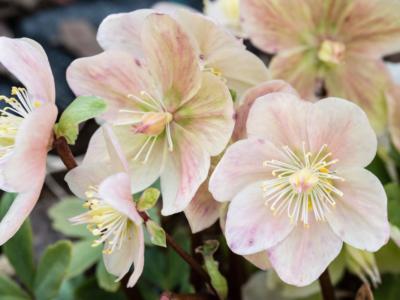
67;50;154;121
141;13;201;109
175;9;268;97
240;0;315;53
175;72;234;156
225;181;294;255
269;49;319;100
0;182;43;245
209;138;286;202
387;85;400;152
2;103;57;192
102;125;129;173
324;58;390;134
342;0;400;57
127;224;145;287
184;179;221;233
267;217;343;287
233;80;298;141
98;172;142;225
307;97;377;169
326;168;390;252
160;125;210;215
246;92;309;148
97;9;153;57
244;251;271;270
0;37;55;103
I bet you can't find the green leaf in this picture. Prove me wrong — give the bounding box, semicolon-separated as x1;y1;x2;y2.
54;96;107;145
146;220;166;247
0;275;31;300
376;240;400;274
67;240;102;279
34;241;72;300
137;188;160;212
96;260;120;293
75;278;126;300
367;155;391;185
196;240;228;300
48;197;92;238
385;183;400;227
0;193;35;291
375;274;400;300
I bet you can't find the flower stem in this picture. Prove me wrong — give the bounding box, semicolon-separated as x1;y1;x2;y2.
53;136;217;297
53;136;77;170
318;268;336;300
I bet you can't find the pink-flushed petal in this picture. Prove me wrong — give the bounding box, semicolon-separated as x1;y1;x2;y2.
66;50;154;121
174;72;234;156
225;181;294;255
98;172;142;225
127;224;145;287
153;2;196;14
0;37;55;103
209;138;286;202
267;217;343;287
387;85;400;152
0;181;43;245
244;251;271;270
342;0;400;58
233;80;298;141
160;124;210;215
1;103;57;192
324;57;390;134
174;9;268;97
141;13;201;109
97;9;153;57
184;179;221;233
307;97;377;169
326;168;390;252
65;162;115;199
269;49;319;100
246;92;309;148
82;126;166;194
240;0;315;53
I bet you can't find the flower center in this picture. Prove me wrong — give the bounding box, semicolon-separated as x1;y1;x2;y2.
0;87;42;160
262;143;344;226
220;0;240;21
118;91;174;164
318;39;346;65
70;186;133;254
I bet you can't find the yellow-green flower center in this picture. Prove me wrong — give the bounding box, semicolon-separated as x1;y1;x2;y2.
262;144;344;226
318;39;346;65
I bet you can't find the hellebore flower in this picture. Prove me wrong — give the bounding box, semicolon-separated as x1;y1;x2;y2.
209;92;390;286
95;7;269;99
67;13;235;215
0;37;58;245
241;0;400;133
66;126;144;287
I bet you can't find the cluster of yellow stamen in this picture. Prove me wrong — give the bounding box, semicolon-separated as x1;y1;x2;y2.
70;186;133;254
262;143;344;226
318;39;346;65
0;87;41;160
117;91;174;164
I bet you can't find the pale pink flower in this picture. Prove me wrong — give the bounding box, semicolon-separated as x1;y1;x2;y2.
95;7;269;99
66;126;144;287
0;37;58;245
209;92;389;286
67;13;234;215
241;0;400;133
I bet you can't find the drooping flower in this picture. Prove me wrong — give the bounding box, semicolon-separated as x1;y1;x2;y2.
96;6;269;99
209;91;390;286
67;13;235;215
66;126;144;287
0;37;58;245
241;0;400;133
